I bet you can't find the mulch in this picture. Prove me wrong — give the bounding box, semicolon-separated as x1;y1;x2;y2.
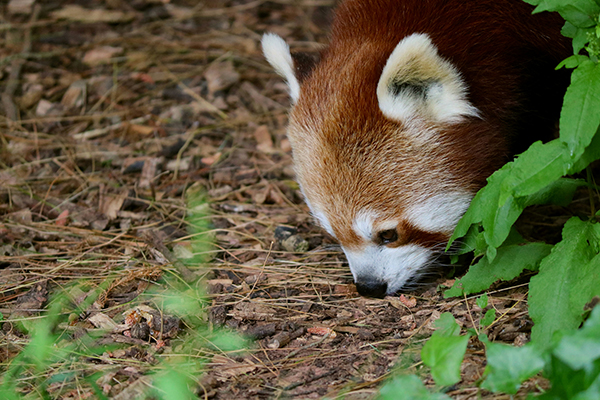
0;1;572;398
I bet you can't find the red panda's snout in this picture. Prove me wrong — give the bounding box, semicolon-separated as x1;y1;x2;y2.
307;194;473;297
262;0;570;296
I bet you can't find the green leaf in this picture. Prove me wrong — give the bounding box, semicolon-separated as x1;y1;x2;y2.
534;0;600;27
210;329;248;352
553;305;600;370
481;309;496;327
153;368;196;400
561;20;579;38
422;316;471;388
434;312;461;337
0;387;20;400
530;218;600;344
481;342;546;394
450;150;581;259
560;61;600;158
504;141;574;200
572;378;600;400
540;353;600;400
377;375;451;400
571;126;600;171
445;242;552;298
558;55;588;70
476;294;488;309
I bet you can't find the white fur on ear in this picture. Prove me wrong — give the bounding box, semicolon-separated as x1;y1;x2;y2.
377;33;479;124
261;33;300;102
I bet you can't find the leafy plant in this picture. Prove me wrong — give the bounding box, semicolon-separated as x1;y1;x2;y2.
378;375;452;400
0;189;243;399
421;313;471;387
379;0;600;397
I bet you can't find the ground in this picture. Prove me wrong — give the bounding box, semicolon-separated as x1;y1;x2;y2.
0;1;569;399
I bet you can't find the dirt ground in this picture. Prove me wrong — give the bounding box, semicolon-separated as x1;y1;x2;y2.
0;1;572;399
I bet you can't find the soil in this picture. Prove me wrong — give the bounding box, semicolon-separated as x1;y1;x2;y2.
0;1;571;399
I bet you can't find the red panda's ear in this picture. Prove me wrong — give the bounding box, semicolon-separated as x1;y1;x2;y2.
262;33;301;102
376;33;480;124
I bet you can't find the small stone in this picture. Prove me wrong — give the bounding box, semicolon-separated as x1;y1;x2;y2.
281;234;309;253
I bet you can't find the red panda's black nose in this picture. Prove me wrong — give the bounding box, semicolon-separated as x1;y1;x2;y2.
355;279;387;298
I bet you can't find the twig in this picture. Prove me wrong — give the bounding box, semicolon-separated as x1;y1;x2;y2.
464;292;479;336
281;331;329;361
1;4;40;122
283;369;336;391
158;61;227;120
197;0;269;17
143;231;196;283
72;115;150;140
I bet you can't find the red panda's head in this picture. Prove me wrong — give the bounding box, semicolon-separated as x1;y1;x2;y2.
262;33;499;297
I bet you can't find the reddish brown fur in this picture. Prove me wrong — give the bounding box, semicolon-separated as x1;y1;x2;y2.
287;0;570;248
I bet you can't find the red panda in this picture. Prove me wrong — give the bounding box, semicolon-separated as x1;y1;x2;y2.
262;0;571;297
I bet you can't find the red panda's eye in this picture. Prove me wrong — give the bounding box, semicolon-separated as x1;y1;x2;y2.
378;229;398;245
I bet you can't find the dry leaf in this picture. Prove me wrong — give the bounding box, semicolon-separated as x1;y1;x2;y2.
83;46;124;66
18;84;43;109
334;284;356;295
207;279;234;286
231;302;276;321
254;125;274;153
139;157;162;189
425;310;443;331
8;209;32;225
240;81;283;111
280;138;292;153
164;4;193;19
88;313;118;330
51;5;135;23
204;60;240;95
100;192;127;220
8;0;34;15
55;209;69;226
399;294;417;308
131;72;155;84
128;124;155;136
307;326;337;338
35;99;54;116
165;157;191;172
252;186;269;205
61;80;87;109
201;152;222;166
211;355;257;381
